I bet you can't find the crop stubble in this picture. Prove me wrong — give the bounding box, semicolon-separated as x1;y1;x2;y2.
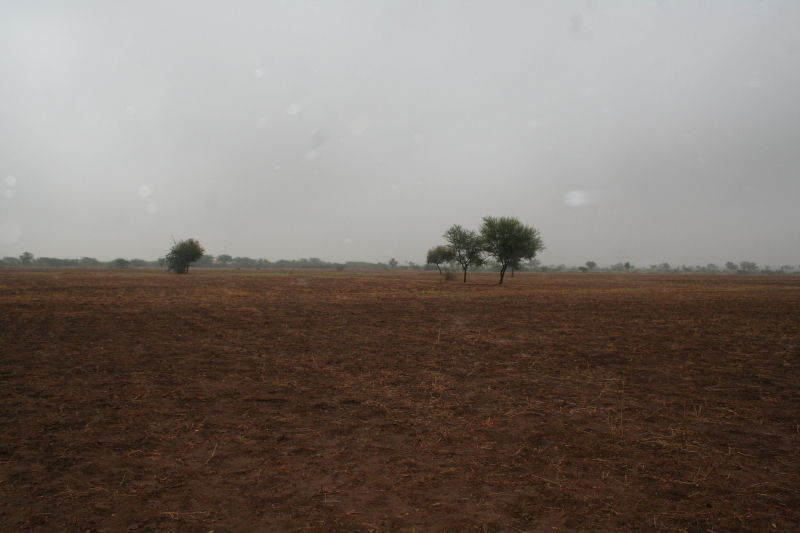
0;270;798;532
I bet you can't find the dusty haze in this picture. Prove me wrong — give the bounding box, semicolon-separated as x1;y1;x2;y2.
1;1;799;267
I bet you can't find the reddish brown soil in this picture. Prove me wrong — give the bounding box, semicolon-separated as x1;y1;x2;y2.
1;269;798;532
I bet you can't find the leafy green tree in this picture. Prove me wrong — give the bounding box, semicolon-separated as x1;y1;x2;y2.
216;254;232;266
388;257;399;269
479;217;544;284
426;245;455;275
443;224;484;283
113;258;131;268
166;238;205;274
130;259;148;267
585;261;596;270
19;252;34;266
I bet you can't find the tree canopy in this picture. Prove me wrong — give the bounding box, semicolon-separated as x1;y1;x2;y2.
166;238;205;274
443;225;484;282
479;216;544;284
426;245;455;275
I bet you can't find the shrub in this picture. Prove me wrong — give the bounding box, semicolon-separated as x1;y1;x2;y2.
166;238;205;274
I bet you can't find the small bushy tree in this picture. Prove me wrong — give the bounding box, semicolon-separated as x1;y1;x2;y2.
443;225;484;282
426;245;455;275
166;238;205;274
19;252;34;266
586;261;596;270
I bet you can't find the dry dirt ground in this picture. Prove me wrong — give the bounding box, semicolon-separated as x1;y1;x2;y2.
1;269;798;533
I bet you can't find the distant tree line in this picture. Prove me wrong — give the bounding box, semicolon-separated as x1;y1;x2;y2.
3;250;795;276
0;253;161;268
0;251;405;272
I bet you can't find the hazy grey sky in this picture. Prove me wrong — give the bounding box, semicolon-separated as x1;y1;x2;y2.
1;0;799;267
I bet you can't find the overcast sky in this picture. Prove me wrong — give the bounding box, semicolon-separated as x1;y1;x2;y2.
1;0;799;267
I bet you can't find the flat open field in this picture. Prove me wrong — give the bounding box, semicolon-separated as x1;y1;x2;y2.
1;269;798;533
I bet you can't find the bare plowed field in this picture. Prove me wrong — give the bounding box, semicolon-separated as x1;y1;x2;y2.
1;269;798;532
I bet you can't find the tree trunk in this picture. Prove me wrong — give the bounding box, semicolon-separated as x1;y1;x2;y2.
437;264;442;275
463;265;468;282
499;264;507;285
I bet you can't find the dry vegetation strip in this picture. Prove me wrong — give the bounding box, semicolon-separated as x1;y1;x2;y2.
0;269;798;532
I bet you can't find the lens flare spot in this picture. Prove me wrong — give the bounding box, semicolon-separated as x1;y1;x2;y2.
564;190;587;206
564;189;616;207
